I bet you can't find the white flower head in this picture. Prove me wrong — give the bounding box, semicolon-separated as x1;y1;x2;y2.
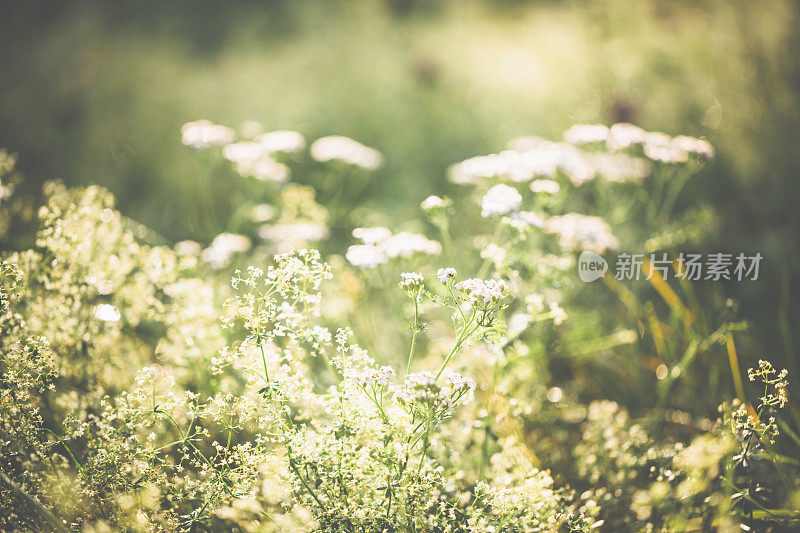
440;370;476;406
504;210;543;230
544;213;618;254
606;123;647;151
352;226;393;246
454;278;509;305
481;184;522;217
564;124;610;145
223;142;289;182
310;136;382;170
352;366;395;389
254;130;306;153
94;304;121;322
400;272;424;289
421;195;445;210
345;244;388;269
379;232;441;259
671;135;715;160
529;179;560;194
437;267;457;284
181;120;235;149
201;233;251;268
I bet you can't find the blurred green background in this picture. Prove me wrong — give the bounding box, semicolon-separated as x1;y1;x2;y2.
1;0;799;372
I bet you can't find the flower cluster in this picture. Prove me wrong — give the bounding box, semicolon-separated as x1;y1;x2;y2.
345;227;441;268
181;119;235;149
543;213;619;254
400;271;424;289
437;267;456;284
397;370;475;412
481;184;523;217
309;135;383;170
454;277;509;305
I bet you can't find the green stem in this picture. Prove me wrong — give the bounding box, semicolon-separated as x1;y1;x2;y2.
406;287;422;375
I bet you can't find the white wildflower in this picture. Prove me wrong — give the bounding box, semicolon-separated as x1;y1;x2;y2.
352;366;395;388
504;210;543;230
454;278;509;305
94;304;121;322
258;222;329;252
254;130;306;153
181;120;235;149
421;195;445;211
529;179;560;194
352;226;393;245
400;272;424;289
201;233;251;268
544;213;618;254
671;135;714;160
345;244;387;269
310;136;382;170
174;240;201;256
223;142;289;182
437;267;457;284
606;122;647;151
590;153;651;182
481;184;522;217
379;231;441;258
564;124;609;145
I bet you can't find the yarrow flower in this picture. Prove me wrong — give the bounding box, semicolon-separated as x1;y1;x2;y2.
310;135;383;170
397;370;475;411
504;211;543;230
94;303;121;322
181;120;235;149
454;278;509;305
606;122;647;151
543;213;619;254
400;272;424;289
345;244;388;269
352;366;396;389
253;130;306;153
437;267;457;284
353;226;393;245
529;179;560;194
222;142;289;182
346;228;442;269
564;124;610;145
258;222;329;252
481;184;522;217
201;233;251;268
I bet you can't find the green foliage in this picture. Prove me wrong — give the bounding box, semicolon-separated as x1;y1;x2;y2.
1;120;799;532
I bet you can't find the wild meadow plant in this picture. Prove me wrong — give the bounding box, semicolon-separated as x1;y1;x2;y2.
1;121;799;531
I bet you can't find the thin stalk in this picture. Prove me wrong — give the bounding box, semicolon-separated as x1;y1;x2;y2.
406;287;422;375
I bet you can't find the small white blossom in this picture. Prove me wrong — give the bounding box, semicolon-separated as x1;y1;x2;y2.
379;232;441;259
310;136;382;170
254;130;306;153
606;122;647;151
352;366;395;388
400;272;424;289
437;267;457;284
454;278;509;305
481;184;522;217
345;244;388;269
201;233;251;268
529;179;560;194
94;304;121;322
421;195;445;211
564;124;610;145
504;210;543;230
181;120;235;149
544;213;618;254
352;226;393;245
